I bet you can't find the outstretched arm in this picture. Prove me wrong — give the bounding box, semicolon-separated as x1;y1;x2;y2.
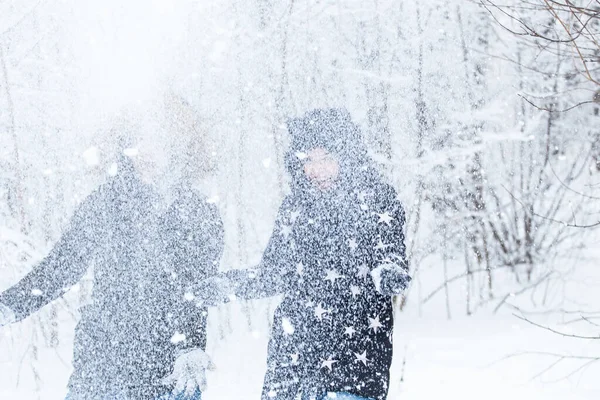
193;196;297;304
224;196;298;301
0;191;102;322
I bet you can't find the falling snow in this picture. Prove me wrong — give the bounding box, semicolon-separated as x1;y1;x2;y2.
1;1;600;400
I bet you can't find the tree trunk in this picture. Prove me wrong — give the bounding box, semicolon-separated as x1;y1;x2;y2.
0;45;26;232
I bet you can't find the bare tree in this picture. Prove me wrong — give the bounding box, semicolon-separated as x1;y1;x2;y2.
481;0;600;101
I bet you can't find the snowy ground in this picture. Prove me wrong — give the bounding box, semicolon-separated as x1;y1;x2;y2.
2;252;599;400
205;308;600;400
2;305;599;400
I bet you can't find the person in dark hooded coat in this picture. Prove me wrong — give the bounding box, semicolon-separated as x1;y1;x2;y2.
204;108;411;400
0;144;224;399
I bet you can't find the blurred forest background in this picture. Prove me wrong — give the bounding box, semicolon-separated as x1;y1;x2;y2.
1;0;599;398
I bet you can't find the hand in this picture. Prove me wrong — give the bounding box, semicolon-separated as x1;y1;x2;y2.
370;263;411;296
192;275;235;307
0;303;16;327
162;348;216;395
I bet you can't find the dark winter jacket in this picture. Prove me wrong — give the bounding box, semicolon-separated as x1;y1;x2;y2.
224;108;410;400
0;162;224;400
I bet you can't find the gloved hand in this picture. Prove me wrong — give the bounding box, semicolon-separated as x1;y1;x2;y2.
162;348;216;396
370;263;411;296
192;276;235;307
0;303;16;327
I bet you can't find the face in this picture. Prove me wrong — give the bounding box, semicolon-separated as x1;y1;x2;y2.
303;148;340;190
126;134;169;184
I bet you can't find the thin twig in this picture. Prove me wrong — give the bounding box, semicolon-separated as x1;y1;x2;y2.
514;313;600;339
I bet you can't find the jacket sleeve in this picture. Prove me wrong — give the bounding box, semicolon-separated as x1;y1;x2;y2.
371;186;411;295
0;190;102;322
164;193;224;352
224;196;297;301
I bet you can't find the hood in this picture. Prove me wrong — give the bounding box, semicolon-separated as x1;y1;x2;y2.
284;108;373;194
